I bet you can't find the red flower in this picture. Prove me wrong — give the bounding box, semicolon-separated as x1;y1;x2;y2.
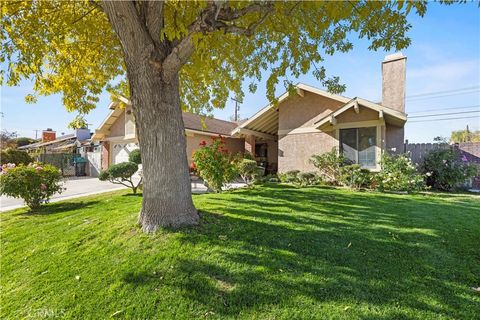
199;140;207;146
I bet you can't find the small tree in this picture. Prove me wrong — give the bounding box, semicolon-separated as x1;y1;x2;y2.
98;162;142;194
192;138;237;192
15;137;36;147
236;158;258;184
310;148;351;185
1;149;33;165
0;163;63;210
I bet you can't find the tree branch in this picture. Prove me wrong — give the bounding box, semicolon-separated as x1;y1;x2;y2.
161;1;274;82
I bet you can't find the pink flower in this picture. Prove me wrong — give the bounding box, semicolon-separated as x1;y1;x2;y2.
40;183;47;190
35;166;43;171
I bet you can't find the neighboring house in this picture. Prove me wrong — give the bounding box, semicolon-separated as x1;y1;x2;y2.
94;53;407;173
19;128;98;176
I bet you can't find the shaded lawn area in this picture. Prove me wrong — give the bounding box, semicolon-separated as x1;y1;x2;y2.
1;184;479;319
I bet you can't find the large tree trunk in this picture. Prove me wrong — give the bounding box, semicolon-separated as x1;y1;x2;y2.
102;1;199;231
130;70;199;231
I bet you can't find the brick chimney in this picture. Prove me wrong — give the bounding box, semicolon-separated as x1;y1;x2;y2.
42;128;56;142
382;52;406;113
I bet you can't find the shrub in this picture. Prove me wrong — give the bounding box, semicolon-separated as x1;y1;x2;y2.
252;173;279;184
236;158;259;184
192;137;237;192
99;161;141;194
422;148;478;191
297;172;317;186
279;170;300;183
0;148;32;165
128;149;142;164
0;163;63;209
340;164;373;190
377;153;426;193
310;148;351;185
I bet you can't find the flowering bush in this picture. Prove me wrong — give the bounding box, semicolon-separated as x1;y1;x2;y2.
377;153;426;193
422;148;478;191
0;163;63;209
192;137;237;192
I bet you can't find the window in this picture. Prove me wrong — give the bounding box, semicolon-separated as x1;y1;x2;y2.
339;127;377;168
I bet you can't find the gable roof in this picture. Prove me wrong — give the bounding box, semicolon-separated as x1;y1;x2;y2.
314;97;407;130
231;83;351;138
92;97;238;140
18;134;76;150
182;112;238;136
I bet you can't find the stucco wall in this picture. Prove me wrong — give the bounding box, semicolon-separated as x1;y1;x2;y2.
278;91;344;131
109;111;125;137
336;107;379;123
386;124;405;154
277;91;344;172
278;131;337;172
185;133;245;165
382;55;406;113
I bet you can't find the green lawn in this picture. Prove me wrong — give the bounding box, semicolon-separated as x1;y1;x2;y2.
1;184;479;319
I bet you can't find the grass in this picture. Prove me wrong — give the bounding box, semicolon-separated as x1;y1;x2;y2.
1;184;479;319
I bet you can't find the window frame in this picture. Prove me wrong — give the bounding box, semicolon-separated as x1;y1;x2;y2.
335;120;384;171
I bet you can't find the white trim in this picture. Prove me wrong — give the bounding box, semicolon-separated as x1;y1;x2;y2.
232;82;351;135
334;119;385;129
104;136;137;142
278;127;321;135
185;128;231;138
315;98;406;130
233;128;276;140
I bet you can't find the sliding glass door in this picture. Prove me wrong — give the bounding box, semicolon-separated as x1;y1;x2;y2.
339;127;377;168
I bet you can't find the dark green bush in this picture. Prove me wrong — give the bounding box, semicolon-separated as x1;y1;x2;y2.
422;148;478;191
280;170;300;183
99;161;141;194
340;164;373;190
128;149;141;164
1;149;32;165
297;172;317;186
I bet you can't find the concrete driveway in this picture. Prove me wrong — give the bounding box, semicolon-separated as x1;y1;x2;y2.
0;177;245;212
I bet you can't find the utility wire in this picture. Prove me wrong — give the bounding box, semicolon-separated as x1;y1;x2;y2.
408;104;480;114
406;86;480;98
408;116;480;123
408;110;480;118
406;89;479;101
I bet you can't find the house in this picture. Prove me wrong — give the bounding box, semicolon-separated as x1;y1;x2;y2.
19;128;98;176
93;53;407;173
91;100;245;170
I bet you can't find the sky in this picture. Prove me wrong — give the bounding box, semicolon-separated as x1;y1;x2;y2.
1;2;479;143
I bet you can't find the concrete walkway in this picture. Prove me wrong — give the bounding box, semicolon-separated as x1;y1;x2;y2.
0;177;246;212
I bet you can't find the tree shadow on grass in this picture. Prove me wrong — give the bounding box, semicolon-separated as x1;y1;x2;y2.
18;200;101;216
121;184;479;318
